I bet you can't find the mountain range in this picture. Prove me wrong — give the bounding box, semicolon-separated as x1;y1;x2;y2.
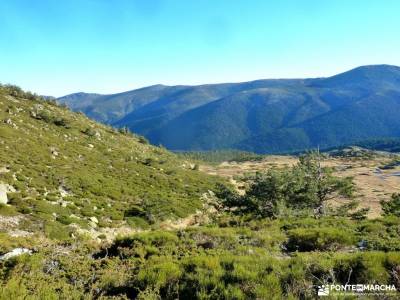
58;65;400;153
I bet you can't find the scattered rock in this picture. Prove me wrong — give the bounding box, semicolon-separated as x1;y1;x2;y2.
89;216;99;224
58;186;71;198
30;110;37;118
0;166;10;174
0;215;22;232
43;260;59;274
33;104;44;110
8;230;33;238
49;147;58;155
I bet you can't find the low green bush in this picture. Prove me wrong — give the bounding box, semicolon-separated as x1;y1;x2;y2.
0;204;18;216
286;227;356;252
126;216;150;229
381;193;400;217
44;221;72;241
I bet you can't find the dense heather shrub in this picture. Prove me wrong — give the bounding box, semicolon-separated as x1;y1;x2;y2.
381;193;400;217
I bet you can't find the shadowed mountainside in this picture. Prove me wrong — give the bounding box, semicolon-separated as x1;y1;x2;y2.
58;65;400;153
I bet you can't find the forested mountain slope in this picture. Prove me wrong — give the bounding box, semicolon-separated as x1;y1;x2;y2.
59;65;400;153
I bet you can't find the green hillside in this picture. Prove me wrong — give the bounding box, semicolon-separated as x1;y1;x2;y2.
0;85;223;239
1;84;400;299
1;120;400;298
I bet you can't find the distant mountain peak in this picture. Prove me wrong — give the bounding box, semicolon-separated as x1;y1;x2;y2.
59;92;102;98
309;64;400;89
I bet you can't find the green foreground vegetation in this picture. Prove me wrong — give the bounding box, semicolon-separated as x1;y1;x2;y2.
1;214;400;299
1;85;400;299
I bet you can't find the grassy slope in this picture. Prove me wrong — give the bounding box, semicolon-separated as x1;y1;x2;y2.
0;87;224;238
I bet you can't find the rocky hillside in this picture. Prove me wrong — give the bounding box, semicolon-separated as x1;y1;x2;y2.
0;85;223;241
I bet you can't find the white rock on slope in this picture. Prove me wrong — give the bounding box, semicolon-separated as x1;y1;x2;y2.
0;183;16;205
0;184;9;204
0;248;32;260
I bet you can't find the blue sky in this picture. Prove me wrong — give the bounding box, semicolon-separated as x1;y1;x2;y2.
1;0;400;96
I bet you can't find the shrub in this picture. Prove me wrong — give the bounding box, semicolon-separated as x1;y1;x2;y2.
126;217;150;229
53;117;69;128
44;221;72;240
136;259;181;289
56;214;74;225
358;218;400;251
381;194;400;217
82;127;96;137
0;204;18;216
286;227;356;252
115;231;179;250
6;193;22;205
34;110;53;123
17;206;32;214
138;136;149;144
124;205;146;218
118;126;130;135
143;158;154;166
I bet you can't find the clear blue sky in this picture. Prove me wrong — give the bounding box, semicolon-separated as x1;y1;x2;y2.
1;0;400;96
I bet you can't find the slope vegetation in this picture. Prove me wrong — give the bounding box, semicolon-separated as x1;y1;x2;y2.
0;85;223;240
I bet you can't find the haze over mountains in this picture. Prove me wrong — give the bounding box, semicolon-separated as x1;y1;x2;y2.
58;65;400;153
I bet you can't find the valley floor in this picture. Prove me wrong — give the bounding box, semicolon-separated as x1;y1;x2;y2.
200;155;400;218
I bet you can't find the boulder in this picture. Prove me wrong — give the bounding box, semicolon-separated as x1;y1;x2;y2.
0;248;32;260
0;184;9;204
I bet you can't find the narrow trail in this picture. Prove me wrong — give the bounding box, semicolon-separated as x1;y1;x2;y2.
75;192;218;242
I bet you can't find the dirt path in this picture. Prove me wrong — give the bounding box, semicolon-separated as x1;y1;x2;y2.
74;192;218;242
